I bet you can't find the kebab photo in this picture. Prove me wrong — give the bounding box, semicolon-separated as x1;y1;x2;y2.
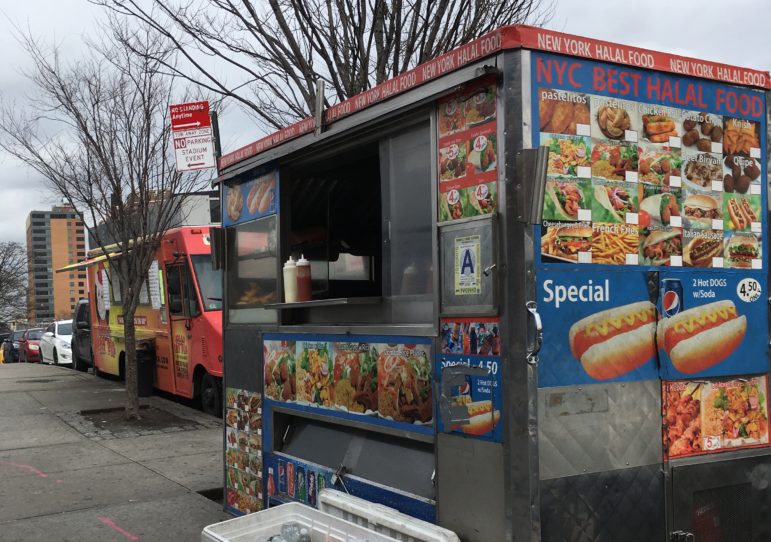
640;229;682;266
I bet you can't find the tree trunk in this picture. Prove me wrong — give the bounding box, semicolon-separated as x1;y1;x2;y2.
122;306;140;420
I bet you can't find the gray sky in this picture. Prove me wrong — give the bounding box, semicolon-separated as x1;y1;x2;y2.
0;0;768;243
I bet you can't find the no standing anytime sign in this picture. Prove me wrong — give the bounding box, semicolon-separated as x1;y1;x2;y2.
170;101;216;172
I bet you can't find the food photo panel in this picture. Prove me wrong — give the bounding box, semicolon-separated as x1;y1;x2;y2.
682;230;724;268
538;88;590;136
638;226;683;267
540;221;593;264
589;96;640;143
536;268;659;386
657;269;767;379
542;134;592;179
723;154;762;195
638;146;682;189
679;111;723;154
639;107;682;147
590;222;638;266
591;179;638;225
591;141;638;182
542;177;591;222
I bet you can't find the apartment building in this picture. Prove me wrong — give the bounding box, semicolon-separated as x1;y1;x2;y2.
26;205;87;321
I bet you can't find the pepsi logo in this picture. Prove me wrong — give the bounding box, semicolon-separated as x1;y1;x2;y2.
663;290;680;312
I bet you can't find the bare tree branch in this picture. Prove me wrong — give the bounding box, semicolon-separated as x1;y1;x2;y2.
0;242;28;323
95;0;553;132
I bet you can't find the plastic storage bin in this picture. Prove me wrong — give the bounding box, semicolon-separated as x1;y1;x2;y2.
318;489;460;542
201;502;399;542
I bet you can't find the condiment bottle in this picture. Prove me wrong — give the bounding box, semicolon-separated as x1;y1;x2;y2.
283;257;297;303
296;254;312;302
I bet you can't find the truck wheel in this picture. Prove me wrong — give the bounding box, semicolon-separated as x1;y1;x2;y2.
201;373;222;417
74;353;87;372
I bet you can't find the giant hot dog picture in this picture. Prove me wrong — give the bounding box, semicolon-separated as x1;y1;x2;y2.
222;171;278;226
537;268;767;387
532;53;768;388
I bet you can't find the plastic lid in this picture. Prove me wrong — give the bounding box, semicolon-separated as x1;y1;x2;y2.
284;256;296;268
297;254;309;266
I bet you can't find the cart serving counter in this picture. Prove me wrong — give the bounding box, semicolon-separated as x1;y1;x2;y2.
215;25;771;541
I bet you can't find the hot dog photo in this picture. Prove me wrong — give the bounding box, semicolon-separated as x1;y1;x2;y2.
450;399;501;436
658;300;746;375
246;175;276;215
724;194;760;232
568;300;657;380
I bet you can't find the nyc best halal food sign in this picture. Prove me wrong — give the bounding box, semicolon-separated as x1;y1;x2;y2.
532;53;765;119
536;269;768;388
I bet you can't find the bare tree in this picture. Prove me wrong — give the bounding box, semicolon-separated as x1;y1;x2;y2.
0;21;207;418
0;242;28;323
98;0;552;132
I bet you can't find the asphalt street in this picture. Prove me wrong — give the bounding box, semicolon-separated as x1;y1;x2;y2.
0;363;228;541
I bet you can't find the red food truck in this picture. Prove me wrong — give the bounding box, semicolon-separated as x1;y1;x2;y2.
213;24;771;541
66;226;223;415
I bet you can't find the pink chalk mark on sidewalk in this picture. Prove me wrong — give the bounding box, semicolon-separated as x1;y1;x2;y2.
98;516;140;541
0;460;49;478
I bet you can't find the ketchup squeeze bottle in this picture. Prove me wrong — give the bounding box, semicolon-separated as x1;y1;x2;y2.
296;254;312;302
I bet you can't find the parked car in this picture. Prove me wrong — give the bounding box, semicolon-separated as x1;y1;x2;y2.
41;320;73;366
3;330;26;363
71;300;92;372
19;328;44;363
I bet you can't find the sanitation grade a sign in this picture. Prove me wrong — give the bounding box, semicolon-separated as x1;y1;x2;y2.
170;101;215;172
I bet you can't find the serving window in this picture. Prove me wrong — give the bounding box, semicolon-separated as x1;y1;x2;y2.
279;120;434;326
222;117;434;328
283;145;382;300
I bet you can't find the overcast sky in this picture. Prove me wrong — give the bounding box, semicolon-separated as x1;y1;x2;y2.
0;0;767;243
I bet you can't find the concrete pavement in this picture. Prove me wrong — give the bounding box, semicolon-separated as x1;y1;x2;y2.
0;363;229;541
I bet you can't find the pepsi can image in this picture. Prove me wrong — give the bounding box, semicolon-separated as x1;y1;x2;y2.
662;278;683;317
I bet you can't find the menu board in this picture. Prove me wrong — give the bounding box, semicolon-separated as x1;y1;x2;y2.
263;334;433;431
532;52;769;389
223;170;278;227
437;77;498;222
663;375;769;459
437;318;503;442
224;387;263;515
532;52;766;270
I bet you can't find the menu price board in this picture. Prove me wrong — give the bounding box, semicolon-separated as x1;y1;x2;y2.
532;52;766;270
663;375;769;459
263;334;433;430
224;387;263;515
437;77;498;222
536;268;768;387
437;318;503;442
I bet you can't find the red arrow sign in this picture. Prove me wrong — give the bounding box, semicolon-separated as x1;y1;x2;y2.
169;101;211;132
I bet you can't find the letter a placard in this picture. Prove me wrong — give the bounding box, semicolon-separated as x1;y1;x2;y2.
454;235;481;295
170;101;216;172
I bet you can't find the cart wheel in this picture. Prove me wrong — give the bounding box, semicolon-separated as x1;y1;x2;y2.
201;373;222;417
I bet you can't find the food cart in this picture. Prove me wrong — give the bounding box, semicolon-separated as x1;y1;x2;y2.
215;24;771;541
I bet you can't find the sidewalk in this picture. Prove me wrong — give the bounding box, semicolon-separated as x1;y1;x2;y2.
0;363;229;541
